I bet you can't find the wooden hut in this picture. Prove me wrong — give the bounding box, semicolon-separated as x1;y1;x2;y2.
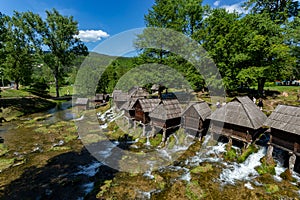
112;90;129;110
181;101;211;137
264;105;300;156
208;96;267;144
75;98;89;111
120;98;138;120
128;86;149;99
91;93;110;107
149;99;182;141
133;98;161;124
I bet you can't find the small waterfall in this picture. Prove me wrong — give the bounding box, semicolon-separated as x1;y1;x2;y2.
179;167;191;182
219;147;266;185
145;135;151;146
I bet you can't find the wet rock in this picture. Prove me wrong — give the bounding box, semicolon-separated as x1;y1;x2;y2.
53;140;65;147
31;146;43;153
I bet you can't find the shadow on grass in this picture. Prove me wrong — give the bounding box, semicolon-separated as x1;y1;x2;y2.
0;97;56;115
0;146;118;200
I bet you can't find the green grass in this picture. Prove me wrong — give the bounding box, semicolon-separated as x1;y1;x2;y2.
49;85;73;96
0;158;15;172
1;88;33;97
264;85;300;93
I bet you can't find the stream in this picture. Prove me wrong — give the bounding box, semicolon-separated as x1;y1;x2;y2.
0;103;299;199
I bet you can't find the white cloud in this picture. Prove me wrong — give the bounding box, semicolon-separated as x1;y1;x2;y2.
77;30;109;43
221;3;248;14
213;0;220;7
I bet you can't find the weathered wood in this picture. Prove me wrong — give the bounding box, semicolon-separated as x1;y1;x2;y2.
289;153;297;173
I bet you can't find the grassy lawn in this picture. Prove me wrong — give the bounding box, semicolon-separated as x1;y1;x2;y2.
264;85;300;93
1;88;34;98
49;85;73;97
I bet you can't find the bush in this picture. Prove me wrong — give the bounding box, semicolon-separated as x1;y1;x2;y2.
30;78;50;93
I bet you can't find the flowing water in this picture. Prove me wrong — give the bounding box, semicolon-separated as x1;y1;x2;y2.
1;104;300;199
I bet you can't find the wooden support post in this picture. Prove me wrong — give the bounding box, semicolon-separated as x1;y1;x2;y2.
127;118;131;128
151;126;155;138
133;121;136;130
289;153;297;174
162;129;167;142
142;124;146;137
266;144;274;164
198;132;202;141
294;142;299;153
227;137;232;151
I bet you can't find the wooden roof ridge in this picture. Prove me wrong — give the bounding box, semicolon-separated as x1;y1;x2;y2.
182;101;211;120
235;96;267;129
137;98;161;113
150;99;182;120
208;96;266;129
264;104;300;135
75;97;89;105
120;98;138;111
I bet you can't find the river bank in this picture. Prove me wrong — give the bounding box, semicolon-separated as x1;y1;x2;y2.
0;87;299;199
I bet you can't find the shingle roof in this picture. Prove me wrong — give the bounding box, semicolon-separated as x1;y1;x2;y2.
75;98;89;105
183;101;211;120
113;91;129;102
149;99;182;120
264;105;300;135
208;96;267;129
120;98;138;111
128;86;149;98
138;98;161;113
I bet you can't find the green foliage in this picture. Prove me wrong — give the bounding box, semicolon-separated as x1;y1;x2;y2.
18;9;88;97
243;0;299;23
3;13;35;89
30;77;50;94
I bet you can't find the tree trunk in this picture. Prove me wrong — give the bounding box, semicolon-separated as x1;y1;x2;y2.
15;81;19;90
54;67;59;97
258;78;266;96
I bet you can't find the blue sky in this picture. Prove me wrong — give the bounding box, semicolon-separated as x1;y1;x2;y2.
0;0;245;51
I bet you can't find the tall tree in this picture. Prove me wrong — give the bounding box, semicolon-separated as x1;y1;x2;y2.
285;15;300;79
236;14;295;94
244;0;300;23
199;8;241;89
136;0;208;91
20;9;88;97
3;13;34;90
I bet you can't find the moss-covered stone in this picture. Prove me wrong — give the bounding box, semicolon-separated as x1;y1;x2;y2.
224;148;237;162
186;180;207;200
265;184;279;194
256;156;276;175
237;144;258;163
280;169;297;182
150;134;163;147
191;163;213;174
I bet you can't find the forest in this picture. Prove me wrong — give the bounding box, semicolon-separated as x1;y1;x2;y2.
0;0;300;97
